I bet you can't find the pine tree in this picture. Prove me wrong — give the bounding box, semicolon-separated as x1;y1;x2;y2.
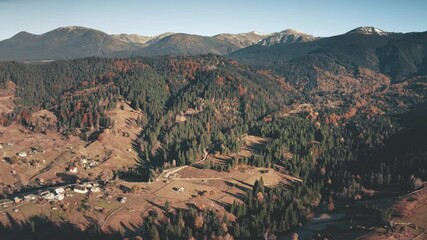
150;225;160;240
164;200;170;213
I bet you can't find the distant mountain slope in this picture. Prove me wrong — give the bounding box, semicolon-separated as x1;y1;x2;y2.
230;27;399;68
230;27;427;82
0;26;139;61
129;33;240;56
110;34;153;46
0;26;318;61
0;27;270;60
377;31;427;80
110;32;176;47
213;31;268;48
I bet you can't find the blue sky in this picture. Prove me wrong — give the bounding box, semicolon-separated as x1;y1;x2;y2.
0;0;426;40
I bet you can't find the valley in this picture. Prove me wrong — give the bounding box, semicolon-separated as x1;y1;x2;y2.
0;102;292;239
0;23;426;240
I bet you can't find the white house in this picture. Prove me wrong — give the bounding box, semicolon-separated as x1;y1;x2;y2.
42;193;55;200
91;186;101;193
80;159;88;165
119;197;127;203
55;187;65;195
89;160;99;167
23;195;32;201
18;152;27;157
55;193;64;201
82;182;93;188
69;166;78;173
24;194;37;201
73;186;88;194
13;197;21;204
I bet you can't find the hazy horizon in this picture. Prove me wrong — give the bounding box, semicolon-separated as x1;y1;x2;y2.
1;0;427;40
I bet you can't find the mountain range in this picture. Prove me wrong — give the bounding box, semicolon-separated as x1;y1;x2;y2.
230;26;427;82
0;26;316;61
0;26;426;83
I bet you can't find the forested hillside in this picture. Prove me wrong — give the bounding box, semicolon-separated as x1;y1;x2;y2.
0;55;293;174
0;55;426;239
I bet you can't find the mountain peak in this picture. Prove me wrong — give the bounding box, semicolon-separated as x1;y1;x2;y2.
50;26;108;35
7;31;39;42
346;26;389;36
41;26;110;40
247;31;268;36
280;29;306;34
258;29;317;46
58;26;92;31
13;31;37;37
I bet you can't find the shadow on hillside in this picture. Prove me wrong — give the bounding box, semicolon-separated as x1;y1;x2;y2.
118;132;149;182
350;102;427;180
56;173;79;183
0;213;123;240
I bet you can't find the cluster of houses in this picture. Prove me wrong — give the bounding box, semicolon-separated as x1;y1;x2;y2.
12;187;66;204
16;146;45;158
39;187;66;201
73;182;101;194
78;157;100;170
2;182;103;209
0;143;42;158
0;145;47;167
66;156;100;174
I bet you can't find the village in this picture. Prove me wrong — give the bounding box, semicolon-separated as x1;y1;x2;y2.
0;153;288;235
0;141;135;218
0;102;294;235
0;181;103;210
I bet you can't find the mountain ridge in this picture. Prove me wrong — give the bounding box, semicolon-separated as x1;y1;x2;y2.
230;28;427;82
0;26;275;60
0;25;423;62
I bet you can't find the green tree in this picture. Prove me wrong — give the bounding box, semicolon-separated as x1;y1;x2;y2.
164;200;170;213
150;225;160;240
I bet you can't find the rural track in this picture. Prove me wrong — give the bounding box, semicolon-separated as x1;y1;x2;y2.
101;206;123;229
155;148;208;182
